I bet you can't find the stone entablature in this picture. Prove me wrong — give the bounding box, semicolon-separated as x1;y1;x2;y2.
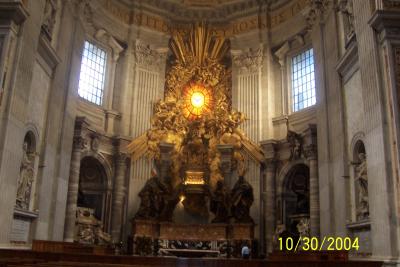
88;0;311;37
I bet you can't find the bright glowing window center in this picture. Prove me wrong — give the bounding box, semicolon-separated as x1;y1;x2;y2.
191;92;205;108
182;83;213;120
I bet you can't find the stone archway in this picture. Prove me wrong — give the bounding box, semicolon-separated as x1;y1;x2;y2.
77;156;111;231
282;163;310;236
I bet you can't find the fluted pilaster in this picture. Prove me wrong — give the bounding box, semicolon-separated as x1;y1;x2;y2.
304;144;319;237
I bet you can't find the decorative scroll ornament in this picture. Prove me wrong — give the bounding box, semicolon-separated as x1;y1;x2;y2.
232;47;263;74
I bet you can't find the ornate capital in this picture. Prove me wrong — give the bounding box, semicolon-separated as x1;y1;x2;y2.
134;41;167;70
232;47;263;74
304;144;318;160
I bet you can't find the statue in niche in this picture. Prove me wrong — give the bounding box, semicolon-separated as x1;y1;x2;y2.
355;152;369;220
230;175;254;223
42;0;57;39
16;141;35;210
209;180;229;223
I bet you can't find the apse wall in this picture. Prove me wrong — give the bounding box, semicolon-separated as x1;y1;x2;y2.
127;40;168;228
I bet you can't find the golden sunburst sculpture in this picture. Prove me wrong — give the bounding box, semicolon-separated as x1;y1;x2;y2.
128;23;264;189
183;82;213;119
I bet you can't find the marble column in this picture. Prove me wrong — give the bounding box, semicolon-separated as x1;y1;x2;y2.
111;153;128;242
64;136;84;242
305;144;320;237
264;159;277;254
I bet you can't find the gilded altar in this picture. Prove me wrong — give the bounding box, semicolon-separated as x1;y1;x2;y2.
128;23;262;258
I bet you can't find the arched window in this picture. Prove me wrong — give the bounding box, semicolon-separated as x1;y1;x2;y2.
290;48;316;112
78;41;107;105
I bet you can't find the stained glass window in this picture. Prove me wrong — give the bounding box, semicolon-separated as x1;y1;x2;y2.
291;48;316;112
78;41;107;105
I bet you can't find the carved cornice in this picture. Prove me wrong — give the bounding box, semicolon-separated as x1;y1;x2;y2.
0;2;29;26
37;33;61;77
102;0;308;36
383;0;400;11
95;29;124;61
232;47;263;74
336;39;358;83
134;41;167;70
370;10;400;42
132;0;267;22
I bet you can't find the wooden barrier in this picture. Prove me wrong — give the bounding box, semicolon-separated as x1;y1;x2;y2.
0;247;383;267
32;240;114;255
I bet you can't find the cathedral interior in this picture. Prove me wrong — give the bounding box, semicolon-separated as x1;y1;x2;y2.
0;0;400;266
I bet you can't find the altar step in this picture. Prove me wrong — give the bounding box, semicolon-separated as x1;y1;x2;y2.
0;249;383;267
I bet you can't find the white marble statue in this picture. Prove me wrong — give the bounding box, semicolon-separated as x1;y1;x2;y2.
355;152;369;220
16;142;35;210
